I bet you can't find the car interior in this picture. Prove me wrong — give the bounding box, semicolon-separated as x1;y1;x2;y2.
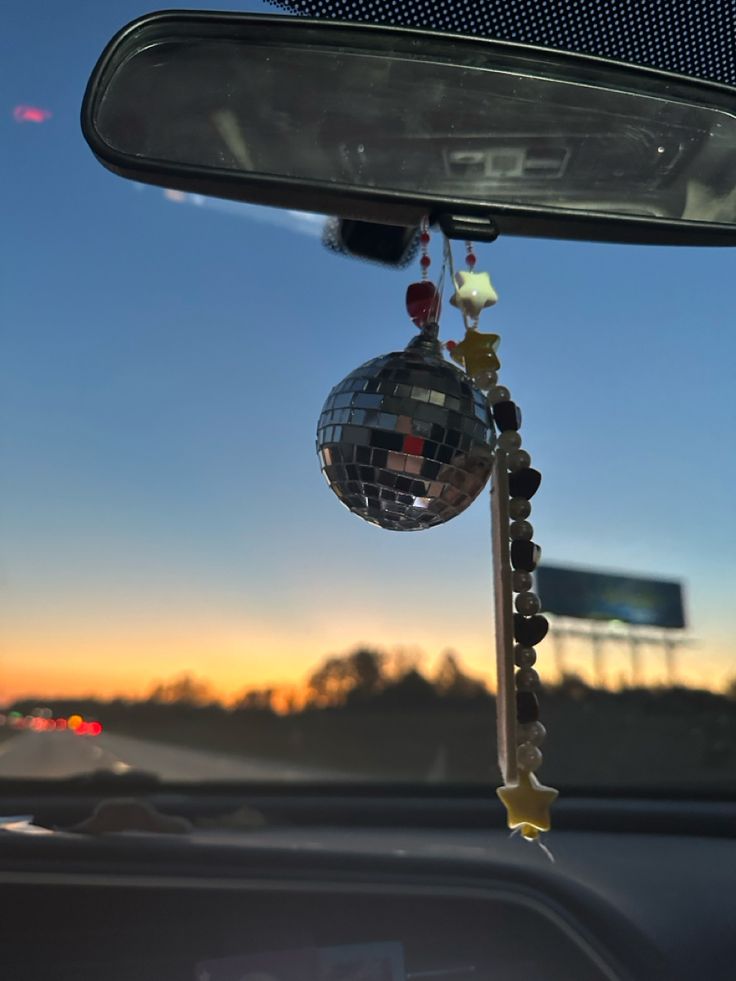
3;2;736;979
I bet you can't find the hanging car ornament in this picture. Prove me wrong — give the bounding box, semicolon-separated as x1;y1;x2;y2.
315;221;495;531
316;224;558;845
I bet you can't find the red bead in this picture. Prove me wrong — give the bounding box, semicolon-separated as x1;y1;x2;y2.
445;340;457;351
419;231;430;244
406;281;440;326
466;252;477;267
420;255;431;268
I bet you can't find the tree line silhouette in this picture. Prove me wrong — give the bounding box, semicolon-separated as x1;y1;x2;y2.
7;647;736;786
91;648;492;713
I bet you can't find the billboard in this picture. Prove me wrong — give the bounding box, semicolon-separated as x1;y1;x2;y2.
536;564;686;629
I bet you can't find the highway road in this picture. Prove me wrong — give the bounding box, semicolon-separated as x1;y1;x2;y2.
0;729;337;781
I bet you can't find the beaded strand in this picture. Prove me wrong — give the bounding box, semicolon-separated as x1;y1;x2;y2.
470;380;549;799
451;241;557;842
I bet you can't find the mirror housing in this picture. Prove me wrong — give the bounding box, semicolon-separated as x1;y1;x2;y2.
82;10;736;245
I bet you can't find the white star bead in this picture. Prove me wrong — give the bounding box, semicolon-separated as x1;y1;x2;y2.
450;270;499;319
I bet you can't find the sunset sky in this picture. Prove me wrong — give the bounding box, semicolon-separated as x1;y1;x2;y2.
2;0;736;705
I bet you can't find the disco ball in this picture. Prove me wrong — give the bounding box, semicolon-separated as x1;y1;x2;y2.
316;329;496;531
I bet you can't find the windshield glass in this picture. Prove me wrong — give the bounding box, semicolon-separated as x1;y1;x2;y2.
3;0;735;792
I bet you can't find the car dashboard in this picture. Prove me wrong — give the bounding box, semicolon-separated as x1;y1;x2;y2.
1;796;735;981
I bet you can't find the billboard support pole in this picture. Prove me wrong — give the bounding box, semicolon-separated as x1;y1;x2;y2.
664;636;678;686
547;619;692;689
628;629;643;686
591;632;606;688
550;627;566;680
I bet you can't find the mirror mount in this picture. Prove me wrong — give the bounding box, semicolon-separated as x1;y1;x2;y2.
437;214;500;244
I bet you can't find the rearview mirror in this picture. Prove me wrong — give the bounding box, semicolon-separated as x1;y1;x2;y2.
82;11;736;245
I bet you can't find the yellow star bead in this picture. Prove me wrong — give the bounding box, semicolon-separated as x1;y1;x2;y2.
450;270;499;319
497;770;559;834
448;329;501;376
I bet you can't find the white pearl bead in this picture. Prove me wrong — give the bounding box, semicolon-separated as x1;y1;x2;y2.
514;645;537;667
497;430;522;451
509;498;531;520
518;721;546;746
517;742;543;773
473;369;497;390
512;571;533;593
515;591;541;615
509;519;533;541
516;667;540;689
507;449;531;472
487;385;511;405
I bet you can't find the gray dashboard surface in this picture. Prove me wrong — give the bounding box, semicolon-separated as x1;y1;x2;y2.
0;824;733;979
197;825;736;978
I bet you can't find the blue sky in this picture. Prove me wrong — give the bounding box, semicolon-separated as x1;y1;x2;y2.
2;0;735;699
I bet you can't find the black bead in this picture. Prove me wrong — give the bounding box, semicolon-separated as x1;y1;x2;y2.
514;613;549;647
508;467;542;500
516;690;539;723
510;540;541;572
492;400;522;431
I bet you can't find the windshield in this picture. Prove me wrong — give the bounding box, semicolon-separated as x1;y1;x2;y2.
2;0;735;793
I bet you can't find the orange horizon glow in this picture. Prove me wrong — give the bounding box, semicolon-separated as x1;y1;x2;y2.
2;615;734;707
